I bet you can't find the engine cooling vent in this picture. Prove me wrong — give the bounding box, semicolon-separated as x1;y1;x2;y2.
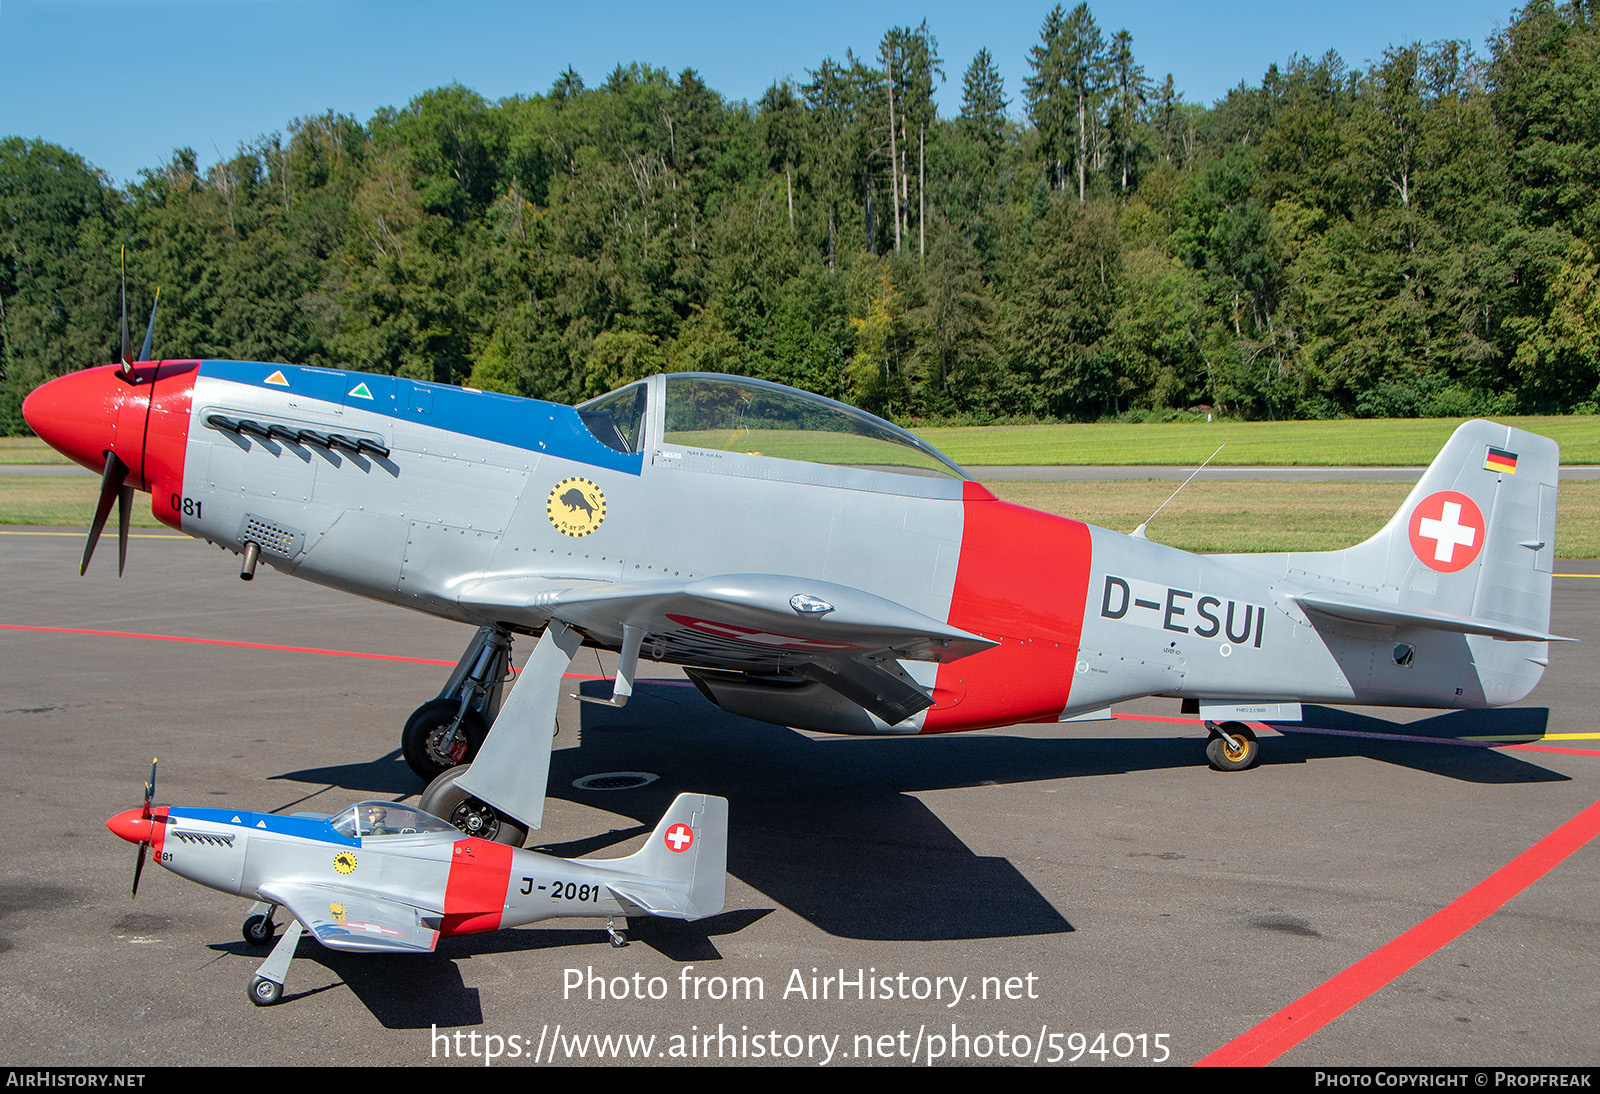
241;514;304;558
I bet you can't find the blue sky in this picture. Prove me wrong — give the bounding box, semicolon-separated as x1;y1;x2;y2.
0;0;1524;187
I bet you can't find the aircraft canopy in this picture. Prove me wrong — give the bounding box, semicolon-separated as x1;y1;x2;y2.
580;374;968;480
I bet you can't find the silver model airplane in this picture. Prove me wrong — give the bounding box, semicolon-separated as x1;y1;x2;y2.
106;761;727;1004
28;339;1564;844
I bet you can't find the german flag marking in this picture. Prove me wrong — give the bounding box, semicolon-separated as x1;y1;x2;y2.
1484;446;1518;474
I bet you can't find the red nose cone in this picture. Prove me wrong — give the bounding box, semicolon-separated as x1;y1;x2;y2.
107;808;153;845
22;366;139;475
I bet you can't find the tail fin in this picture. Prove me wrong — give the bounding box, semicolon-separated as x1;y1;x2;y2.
598;793;728;920
1290;420;1562;705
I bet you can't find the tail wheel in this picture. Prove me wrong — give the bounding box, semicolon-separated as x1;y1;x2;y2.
1206;722;1260;772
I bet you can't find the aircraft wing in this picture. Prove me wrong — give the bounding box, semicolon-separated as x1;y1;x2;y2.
258;882;441;954
456;573;996;724
458;573;993;662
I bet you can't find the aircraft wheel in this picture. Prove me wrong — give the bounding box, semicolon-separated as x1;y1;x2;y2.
1206;722;1259;772
250;976;282;1007
401;699;489;782
419;765;529;848
242;914;276;947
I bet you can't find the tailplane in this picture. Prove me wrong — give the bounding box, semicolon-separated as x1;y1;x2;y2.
1288;420;1564;705
595;793;728;920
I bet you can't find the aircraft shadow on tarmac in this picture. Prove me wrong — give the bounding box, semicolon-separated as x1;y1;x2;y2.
270;682;1564;949
1276;704;1567;784
207;911;771;1028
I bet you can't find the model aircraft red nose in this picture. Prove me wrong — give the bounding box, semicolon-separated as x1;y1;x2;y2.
106;808;154;845
22;365;148;478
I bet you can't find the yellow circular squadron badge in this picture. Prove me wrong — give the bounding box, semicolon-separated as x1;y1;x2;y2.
333;851;357;875
547;478;607;537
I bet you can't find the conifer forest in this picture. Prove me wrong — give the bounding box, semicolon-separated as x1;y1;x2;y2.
3;1;1598;433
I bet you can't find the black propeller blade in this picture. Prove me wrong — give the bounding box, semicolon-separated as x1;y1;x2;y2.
95;252;158;574
138;287;160;365
131;758;157;900
117;247;158;381
82;451;132;576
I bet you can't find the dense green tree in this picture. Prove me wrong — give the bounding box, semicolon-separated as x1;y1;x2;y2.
6;1;1600;432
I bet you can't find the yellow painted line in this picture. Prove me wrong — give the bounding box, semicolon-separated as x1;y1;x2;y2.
1461;733;1600;742
0;530;184;539
1554;572;1600;577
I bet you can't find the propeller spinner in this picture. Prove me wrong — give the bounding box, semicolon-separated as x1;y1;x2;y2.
21;255;192;575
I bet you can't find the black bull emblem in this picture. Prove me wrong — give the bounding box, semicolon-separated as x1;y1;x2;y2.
560;487;598;517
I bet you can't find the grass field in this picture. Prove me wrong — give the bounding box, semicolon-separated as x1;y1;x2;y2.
0;437;70;464
918;415;1600;467
6;473;1597;556
990;478;1600;557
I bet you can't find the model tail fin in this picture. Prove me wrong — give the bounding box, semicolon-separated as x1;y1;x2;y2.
599;793;728;920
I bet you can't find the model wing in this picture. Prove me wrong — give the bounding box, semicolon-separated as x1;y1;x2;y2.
258;882;441;954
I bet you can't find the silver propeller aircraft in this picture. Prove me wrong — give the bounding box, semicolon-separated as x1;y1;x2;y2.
26;343;1564;844
107;760;727;1004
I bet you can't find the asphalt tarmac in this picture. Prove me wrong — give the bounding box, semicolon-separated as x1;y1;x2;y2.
1;528;1596;1068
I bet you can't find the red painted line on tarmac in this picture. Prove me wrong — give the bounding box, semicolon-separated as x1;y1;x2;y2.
0;623;699;687
1196;797;1600;1067
0;623;459;665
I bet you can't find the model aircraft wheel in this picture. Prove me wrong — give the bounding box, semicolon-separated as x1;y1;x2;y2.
1205;722;1260;772
401;699;489;782
242;914;276;947
250;976;282;1007
419;765;529;848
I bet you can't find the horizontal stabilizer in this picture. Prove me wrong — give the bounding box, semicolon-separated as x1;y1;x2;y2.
606;881;703;919
1293;592;1572;643
592;793;727;921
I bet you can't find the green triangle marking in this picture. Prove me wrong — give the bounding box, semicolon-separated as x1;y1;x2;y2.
348;382;373;400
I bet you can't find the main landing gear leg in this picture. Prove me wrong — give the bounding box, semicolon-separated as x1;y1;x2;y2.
249;917;305;1006
426;620;582;842
401;626;514;781
1204;720;1260;772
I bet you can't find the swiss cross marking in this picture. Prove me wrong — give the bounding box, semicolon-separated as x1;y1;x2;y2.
1407;491;1485;573
664;823;694;853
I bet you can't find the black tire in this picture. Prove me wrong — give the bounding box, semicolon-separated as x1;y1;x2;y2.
401;699;489;781
250;976;282;1006
419;765;529;848
242;914;275;947
1206;722;1260;772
